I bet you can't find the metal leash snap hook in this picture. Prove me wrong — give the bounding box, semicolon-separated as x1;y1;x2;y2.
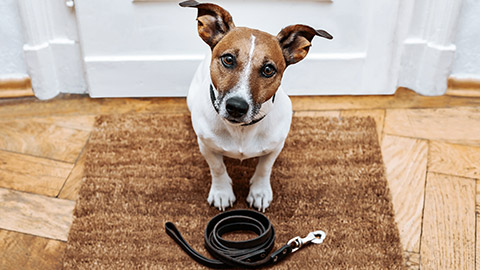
287;230;326;253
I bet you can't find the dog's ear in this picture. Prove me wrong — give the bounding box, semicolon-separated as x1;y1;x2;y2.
180;0;235;49
277;24;332;66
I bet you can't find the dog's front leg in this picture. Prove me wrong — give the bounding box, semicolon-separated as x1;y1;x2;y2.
247;144;284;212
198;140;236;211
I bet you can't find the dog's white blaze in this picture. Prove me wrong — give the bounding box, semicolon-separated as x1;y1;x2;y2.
243;34;256;87
248;35;256;66
238;35;256;119
235;35;256;115
220;35;257;122
232;34;256;96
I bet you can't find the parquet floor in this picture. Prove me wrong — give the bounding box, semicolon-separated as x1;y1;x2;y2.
1;88;479;269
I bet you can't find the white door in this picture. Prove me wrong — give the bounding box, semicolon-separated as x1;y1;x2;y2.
73;0;462;97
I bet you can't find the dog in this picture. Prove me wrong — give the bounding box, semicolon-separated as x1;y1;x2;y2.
181;0;332;212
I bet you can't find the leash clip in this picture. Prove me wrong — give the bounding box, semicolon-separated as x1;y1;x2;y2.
287;231;326;253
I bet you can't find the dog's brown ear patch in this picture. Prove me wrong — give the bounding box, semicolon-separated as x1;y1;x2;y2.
180;0;235;49
277;24;332;66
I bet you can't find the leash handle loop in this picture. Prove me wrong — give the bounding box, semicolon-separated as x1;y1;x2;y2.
165;209;326;269
165;210;281;268
165;222;225;268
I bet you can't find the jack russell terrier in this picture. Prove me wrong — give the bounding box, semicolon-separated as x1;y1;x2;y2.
181;1;332;212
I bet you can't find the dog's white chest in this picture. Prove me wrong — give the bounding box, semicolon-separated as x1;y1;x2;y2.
199;126;281;160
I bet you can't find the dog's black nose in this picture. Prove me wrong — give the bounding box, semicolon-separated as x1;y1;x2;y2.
226;97;249;118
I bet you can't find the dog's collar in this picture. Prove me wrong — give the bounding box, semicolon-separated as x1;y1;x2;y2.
210;84;220;114
209;84;275;127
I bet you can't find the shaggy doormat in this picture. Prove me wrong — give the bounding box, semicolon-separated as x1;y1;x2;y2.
63;114;404;269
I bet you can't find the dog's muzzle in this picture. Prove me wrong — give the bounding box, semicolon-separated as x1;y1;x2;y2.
210;84;275;126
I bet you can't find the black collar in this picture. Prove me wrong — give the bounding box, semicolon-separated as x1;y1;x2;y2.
210;84;275;127
210;84;220;114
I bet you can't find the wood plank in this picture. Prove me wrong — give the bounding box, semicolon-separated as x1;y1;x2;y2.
0;77;34;98
0;88;35;98
0;229;65;270
0;94;188;119
0;188;75;241
404;251;420;270
477;211;480;270
446;88;480;98
293;110;340;117
0;150;73;196
420;173;476;270
381;135;428;252
58;148;86;200
341;109;385;142
0;95;101;119
290;88;480;111
0;117;90;162
447;77;480;97
384;107;480;145
429;141;480;179
477;180;480;214
2;87;480;120
24;115;96;131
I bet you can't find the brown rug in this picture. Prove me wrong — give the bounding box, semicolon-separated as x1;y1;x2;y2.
63;114;404;269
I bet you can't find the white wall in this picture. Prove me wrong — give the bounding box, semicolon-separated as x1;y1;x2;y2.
451;0;480;80
0;0;28;80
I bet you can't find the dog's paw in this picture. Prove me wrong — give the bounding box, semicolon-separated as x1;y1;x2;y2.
246;183;273;213
207;184;236;211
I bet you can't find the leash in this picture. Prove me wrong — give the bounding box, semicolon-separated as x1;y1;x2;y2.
165;209;326;268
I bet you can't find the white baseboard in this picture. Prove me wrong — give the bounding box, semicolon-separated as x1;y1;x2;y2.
24;40;87;100
85;53;378;97
398;39;457;96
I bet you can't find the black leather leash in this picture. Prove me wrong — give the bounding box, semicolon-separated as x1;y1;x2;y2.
165;209;326;269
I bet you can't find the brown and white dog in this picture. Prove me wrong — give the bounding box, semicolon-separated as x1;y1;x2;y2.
181;1;332;211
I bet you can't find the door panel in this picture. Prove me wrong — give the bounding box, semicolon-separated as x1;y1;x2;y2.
75;0;398;97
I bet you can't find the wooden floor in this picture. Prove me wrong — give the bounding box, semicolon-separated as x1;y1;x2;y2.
1;88;479;269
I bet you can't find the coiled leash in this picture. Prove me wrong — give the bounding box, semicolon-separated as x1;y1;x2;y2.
165;209;326;268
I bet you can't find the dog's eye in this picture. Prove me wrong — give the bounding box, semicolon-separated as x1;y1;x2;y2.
261;64;276;78
221;54;236;68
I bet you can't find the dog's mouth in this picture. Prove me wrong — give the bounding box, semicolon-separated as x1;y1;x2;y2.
210;84;272;126
226;118;241;124
223;114;253;126
223;106;267;126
